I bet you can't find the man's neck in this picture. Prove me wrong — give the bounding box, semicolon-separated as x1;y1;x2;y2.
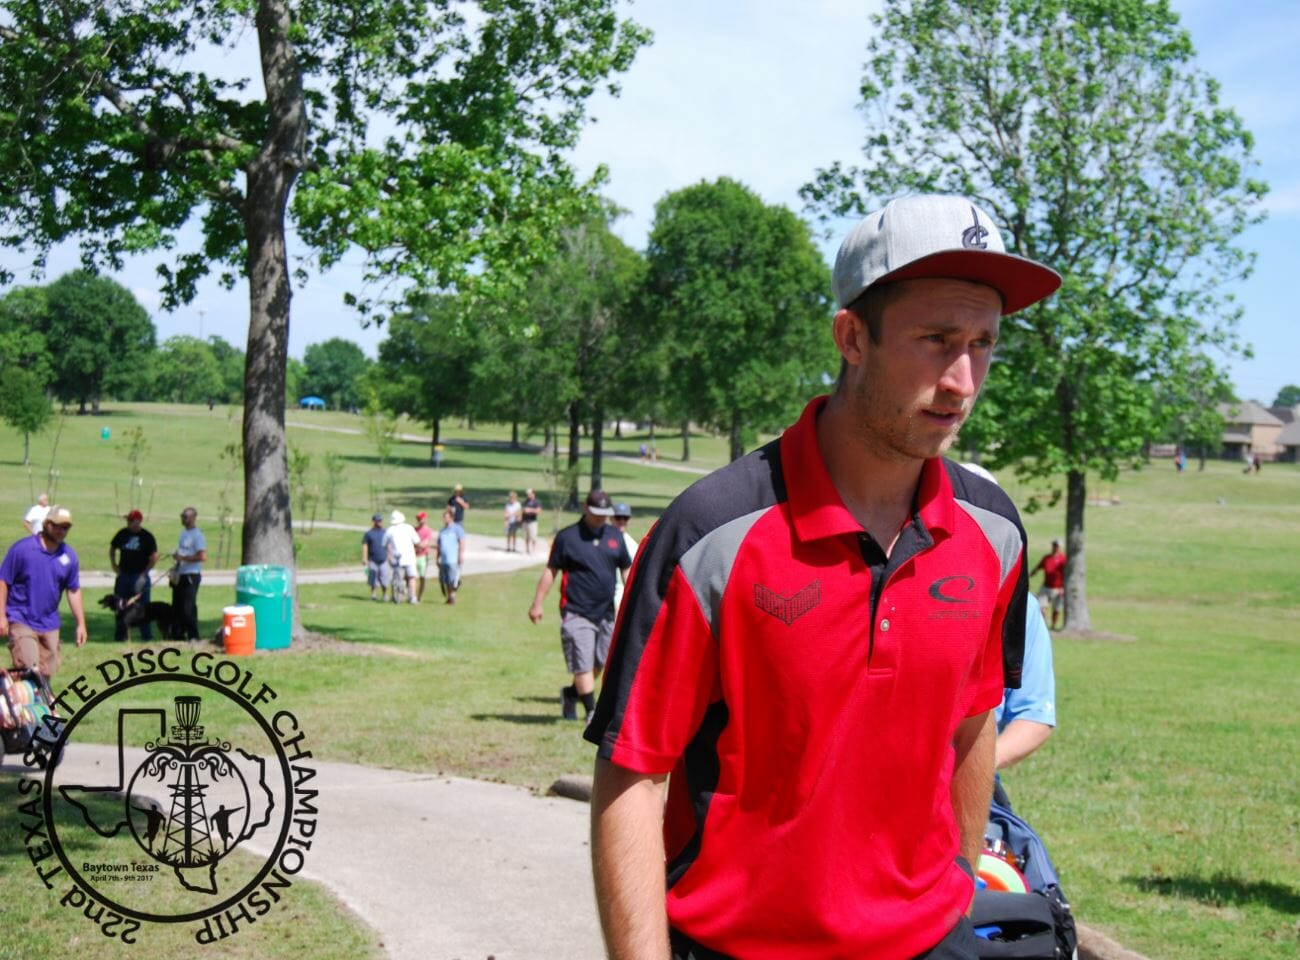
38;532;58;553
816;392;926;555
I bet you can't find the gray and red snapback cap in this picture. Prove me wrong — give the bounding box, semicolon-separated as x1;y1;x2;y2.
832;195;1061;315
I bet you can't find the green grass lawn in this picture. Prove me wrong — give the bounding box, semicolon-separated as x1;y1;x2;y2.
2;405;1298;958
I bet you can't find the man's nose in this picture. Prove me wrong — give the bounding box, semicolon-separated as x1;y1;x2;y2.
939;351;977;399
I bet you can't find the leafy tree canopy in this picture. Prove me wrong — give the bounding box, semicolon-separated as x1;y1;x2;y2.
371;295;479;448
39;271;156;413
154;335;226;405
646;178;835;460
1273;385;1300;409
0;0;649;579
0;366;53;464
803;0;1265;628
303;337;371;411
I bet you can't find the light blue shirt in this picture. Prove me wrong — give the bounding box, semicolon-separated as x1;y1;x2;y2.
996;595;1056;731
175;526;206;576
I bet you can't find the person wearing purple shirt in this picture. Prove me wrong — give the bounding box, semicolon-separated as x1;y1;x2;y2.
0;504;87;678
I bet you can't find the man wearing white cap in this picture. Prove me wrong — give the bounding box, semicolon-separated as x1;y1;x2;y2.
0;505;87;677
384;510;420;604
588;196;1060;960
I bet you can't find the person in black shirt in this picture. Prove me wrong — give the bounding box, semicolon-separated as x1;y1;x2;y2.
528;489;631;720
109;510;159;642
447;483;470;524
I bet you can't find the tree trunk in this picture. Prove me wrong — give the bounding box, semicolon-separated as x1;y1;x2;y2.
614;419;622;439
1063;469;1090;631
241;0;306;631
591;406;604;492
430;417;441;453
566;401;581;510
511;419;520;450
681;418;690;462
729;410;744;462
23;432;30;466
1198;443;1207;471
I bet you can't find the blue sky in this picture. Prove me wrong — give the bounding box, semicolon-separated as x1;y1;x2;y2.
3;0;1295;403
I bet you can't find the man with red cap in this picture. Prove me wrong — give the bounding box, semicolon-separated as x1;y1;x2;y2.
110;509;159;642
588;195;1061;960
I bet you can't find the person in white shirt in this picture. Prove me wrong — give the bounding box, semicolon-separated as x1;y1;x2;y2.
611;502;638;613
503;491;523;552
23;493;50;534
384;510;421;604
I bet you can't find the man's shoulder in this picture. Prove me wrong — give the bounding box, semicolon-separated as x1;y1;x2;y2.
941;459;1022;523
651;438;785;561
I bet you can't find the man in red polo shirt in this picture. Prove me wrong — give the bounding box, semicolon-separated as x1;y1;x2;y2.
587;195;1061;960
1031;539;1067;630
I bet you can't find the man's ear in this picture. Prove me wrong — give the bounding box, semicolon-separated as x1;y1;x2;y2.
832;307;866;367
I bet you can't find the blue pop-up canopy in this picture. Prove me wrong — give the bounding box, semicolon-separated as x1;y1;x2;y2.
299;396;326;409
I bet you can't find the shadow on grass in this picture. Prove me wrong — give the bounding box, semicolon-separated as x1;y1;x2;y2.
1127;873;1300;914
513;696;561;705
470;713;570;726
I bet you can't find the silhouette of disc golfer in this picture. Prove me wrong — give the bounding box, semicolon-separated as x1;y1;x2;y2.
210;804;243;850
133;803;167;850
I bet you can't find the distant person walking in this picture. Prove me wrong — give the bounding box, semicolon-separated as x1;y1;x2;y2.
109;509;159;642
413;511;434;601
610;502;638;614
503;491;523;553
527;490;630;721
170;507;206;640
385;510;420;604
448;484;470;524
521;489;542;555
361;513;391;601
23;493;50;535
435;507;467;605
1;505;87;677
1031;539;1067;630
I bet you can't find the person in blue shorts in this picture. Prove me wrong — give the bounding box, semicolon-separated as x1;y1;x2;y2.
435;507;466;604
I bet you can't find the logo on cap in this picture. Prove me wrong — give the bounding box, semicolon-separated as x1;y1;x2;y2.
961;206;989;250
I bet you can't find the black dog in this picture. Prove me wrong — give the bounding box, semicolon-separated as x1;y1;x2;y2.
98;594;177;638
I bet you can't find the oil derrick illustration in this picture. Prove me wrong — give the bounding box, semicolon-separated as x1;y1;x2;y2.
157;696;217;867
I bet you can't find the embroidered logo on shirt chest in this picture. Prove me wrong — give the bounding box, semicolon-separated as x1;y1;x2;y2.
753;580;821;626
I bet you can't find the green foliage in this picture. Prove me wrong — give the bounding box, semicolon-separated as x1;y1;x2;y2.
0;286;54;383
0;0;649;570
0;366;52;462
369;294;479;444
1273;384;1300;409
804;0;1266;625
152;334;225;404
517;213;645;425
0;0;650;311
35;271;156;412
206;335;246;403
645;178;836;460
806;0;1263;485
304;337;371;411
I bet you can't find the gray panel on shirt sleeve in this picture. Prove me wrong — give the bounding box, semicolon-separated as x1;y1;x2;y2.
953;500;1022;585
677;507;769;637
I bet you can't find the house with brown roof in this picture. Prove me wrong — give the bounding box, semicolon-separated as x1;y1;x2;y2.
1277;418;1300;463
1218;401;1283;461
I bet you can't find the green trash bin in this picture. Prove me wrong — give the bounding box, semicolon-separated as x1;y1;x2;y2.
234;565;293;650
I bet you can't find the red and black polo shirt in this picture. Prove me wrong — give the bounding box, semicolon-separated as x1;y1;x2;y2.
586;396;1027;959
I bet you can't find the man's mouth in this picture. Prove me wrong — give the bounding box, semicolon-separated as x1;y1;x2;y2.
921;407;965;427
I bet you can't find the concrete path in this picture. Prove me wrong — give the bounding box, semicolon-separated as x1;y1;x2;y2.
3;743;603;960
76;533;548;590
